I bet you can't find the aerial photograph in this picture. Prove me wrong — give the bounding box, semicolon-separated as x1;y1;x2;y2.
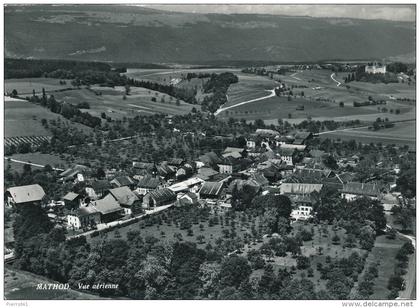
2;2;416;303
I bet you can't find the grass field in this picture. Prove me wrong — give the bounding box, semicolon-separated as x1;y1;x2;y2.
5;98;92;138
52;85;194;119
319;120;415;148
363;235;408;299
4;266;102;300
5;78;73;96
5;152;71;172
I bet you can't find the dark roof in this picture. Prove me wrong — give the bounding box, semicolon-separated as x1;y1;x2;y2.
341;182;380;197
157;163;175;176
279;148;296;156
294;132;312;140
168;158;185;166
137;175;160;189
109;186;139;206
148;188;176;203
250;173;269;186
199;181;224;197
197;167;219;181
133;162;154;170
91;194;123;215
90;180;112;192
199;151;222;165
111;176;135;187
6;184;46;204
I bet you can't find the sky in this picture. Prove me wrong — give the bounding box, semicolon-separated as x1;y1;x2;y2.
143;4;415;22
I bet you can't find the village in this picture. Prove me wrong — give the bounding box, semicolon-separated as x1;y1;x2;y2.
5;127;411;243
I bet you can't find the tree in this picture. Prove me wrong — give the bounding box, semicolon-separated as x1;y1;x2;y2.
296;256;310;270
220;255;251;288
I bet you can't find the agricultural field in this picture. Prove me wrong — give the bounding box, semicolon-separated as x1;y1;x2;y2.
4;97;92;138
4;266;102;300
124;67;240;85
52;85;194;119
5;78;73;96
217;69;415;125
319;120;416;148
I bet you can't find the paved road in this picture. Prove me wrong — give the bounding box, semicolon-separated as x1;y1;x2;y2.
4;157;64;171
387;224;416;299
214;89;276;115
330;73;341;86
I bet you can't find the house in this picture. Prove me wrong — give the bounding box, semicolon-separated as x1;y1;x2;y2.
246;139;256;149
110;176;136;189
85;180;112;200
291;205;313;221
168;158;185;169
136;175;161;195
90;194;125;223
62;192;83;210
280;143;307;152
198;151;222;166
67;206;101;230
217;161;233;174
132;162;155;174
250;172;269;188
255;129;280;137
176;192;199;207
278;147;297;166
5;184;46;207
381;193;401;212
341;182;380;201
143;188;176;209
157;163;176;179
199;181;224;199
197;167;219;181
59;164;89;183
280;183;324;195
176;165;193;180
222;147;245;159
169;177;204;194
108;186;141;215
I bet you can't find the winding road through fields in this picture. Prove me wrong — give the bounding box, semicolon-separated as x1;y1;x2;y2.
214;89;276;115
330;73;341;86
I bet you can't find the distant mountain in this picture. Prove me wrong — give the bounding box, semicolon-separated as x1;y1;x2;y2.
4;5;416;64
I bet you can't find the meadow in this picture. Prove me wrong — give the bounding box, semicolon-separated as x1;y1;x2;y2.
319;120;415;148
5;78;73;96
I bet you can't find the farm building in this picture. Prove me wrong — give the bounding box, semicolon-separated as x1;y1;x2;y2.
167;158;185;169
108;186;141;215
176;165;193;180
5;184;46;207
67;206;101;230
341;182;380;201
176;192;199;207
110;176;136;189
59;164;89;183
168;177;204;194
197;167;220;181
199;181;224;199
198;151;223;166
280;183;324;195
293;132;313;145
143;188;176;209
62;192;83;210
157;163;176;179
136;175;161;195
222;147;245;159
278;147;297;166
86;180;112;200
89;194;125;223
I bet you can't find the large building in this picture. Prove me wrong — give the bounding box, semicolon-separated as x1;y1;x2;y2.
365;62;386;74
5;184;46;207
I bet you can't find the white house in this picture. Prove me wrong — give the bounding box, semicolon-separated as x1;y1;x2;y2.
291;205;313;221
